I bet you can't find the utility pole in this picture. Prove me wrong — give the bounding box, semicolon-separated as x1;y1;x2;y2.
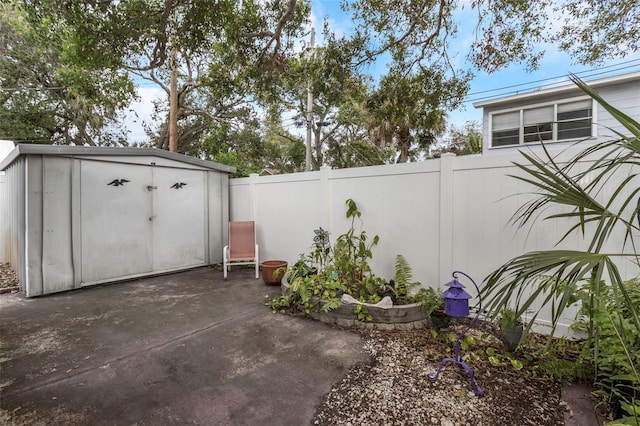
305;28;315;172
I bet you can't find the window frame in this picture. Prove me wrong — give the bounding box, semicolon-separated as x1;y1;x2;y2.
488;97;597;149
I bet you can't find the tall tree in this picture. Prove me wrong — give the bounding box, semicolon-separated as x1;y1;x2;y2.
17;0;310;150
365;67;468;163
342;0;639;74
435;121;483;156
259;38;375;170
9;0;637;157
0;2;136;145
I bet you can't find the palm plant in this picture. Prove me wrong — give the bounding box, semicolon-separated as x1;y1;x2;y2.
480;75;640;420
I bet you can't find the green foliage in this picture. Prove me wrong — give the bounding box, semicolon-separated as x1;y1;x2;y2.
332;199;380;295
412;287;445;316
498;307;522;329
265;294;295;314
364;68;470;163
266;199;379;320
436;121;483;156
0;3;136;145
390;254;420;303
391;255;443;315
482;77;640;422
266;200;440;322
573;279;640;422
354;304;373;322
6;0;637;157
527;338;593;382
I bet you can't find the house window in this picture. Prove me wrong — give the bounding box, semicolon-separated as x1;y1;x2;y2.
523;106;553;143
492;111;520;147
489;98;594;148
557;100;592;140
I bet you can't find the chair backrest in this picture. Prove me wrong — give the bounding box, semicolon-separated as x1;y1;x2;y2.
228;221;256;260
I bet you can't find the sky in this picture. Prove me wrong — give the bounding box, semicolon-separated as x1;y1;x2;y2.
123;0;640;144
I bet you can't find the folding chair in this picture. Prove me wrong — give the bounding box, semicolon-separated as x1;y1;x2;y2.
223;221;259;279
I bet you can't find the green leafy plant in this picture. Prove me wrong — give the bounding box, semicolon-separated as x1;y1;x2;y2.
266;199;380;319
354;304;373;321
390;254;445;316
332;198;380;295
573;279;640;423
391;254;419;303
498;307;522;329
266;204;444;323
481;75;640;422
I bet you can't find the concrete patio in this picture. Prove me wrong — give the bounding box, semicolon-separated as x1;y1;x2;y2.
0;267;370;425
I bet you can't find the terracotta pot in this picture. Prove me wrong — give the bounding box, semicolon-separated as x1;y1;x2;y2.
260;260;288;285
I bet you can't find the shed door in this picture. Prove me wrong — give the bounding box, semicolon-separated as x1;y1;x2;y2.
151;167;206;270
80;161;153;284
79;161;208;285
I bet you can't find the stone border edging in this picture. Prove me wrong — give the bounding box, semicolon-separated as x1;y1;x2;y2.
282;277;429;331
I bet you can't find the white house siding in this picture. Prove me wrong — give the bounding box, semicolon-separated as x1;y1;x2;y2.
596;79;640;133
229;148;639;336
478;73;640;155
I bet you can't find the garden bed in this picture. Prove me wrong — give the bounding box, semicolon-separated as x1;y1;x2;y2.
282;277;429;331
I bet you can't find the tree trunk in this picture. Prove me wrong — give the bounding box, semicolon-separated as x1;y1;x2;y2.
397;124;411;163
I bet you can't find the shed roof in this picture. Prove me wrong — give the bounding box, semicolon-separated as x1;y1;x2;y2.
473;71;640;109
0;144;236;173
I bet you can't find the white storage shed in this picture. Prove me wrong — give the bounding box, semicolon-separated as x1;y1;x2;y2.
0;144;235;297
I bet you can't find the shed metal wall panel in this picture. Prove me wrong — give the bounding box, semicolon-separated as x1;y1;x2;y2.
208;172;227;264
1;158;25;277
41;157;74;294
0;144;234;296
25;156;44;296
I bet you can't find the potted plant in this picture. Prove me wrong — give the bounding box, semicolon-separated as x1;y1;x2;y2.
499;307;524;351
260;260;288;285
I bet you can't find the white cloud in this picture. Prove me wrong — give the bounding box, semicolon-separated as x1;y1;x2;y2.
123;86;166;144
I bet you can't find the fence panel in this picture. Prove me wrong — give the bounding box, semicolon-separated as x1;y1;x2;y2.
229;146;638;335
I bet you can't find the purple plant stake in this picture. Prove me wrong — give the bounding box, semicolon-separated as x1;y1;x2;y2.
427;271;485;397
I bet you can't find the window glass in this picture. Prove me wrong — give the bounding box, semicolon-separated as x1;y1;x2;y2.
491;111;520;147
489;98;593;148
492;111;519;130
523;106;553;143
557;99;592;113
558;99;592;140
524;123;553;143
558;119;592;139
492;129;520;146
523;106;553;125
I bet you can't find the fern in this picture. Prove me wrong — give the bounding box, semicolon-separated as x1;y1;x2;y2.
321;298;341;312
392;254;421;303
394;254;413;285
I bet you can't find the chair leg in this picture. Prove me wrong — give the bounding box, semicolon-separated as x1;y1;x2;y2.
255;245;259;279
223;245;228;279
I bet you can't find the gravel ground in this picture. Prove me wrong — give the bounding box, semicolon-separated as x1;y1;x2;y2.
313;327;567;426
0;263;19;292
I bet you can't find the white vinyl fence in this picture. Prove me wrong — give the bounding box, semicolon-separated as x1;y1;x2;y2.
229;146;639;336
